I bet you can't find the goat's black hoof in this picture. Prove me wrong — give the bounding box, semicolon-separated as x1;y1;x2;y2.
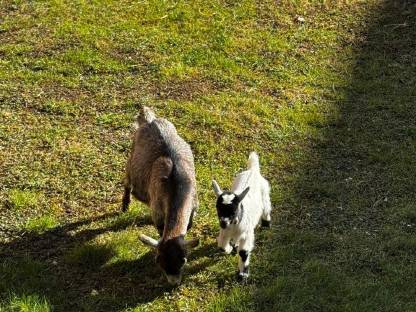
236;271;249;284
261;219;271;228
232;245;238;253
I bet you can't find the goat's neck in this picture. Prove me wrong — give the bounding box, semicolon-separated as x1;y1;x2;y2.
162;194;192;240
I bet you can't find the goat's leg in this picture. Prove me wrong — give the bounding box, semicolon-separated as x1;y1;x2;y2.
187;193;199;231
261;184;272;227
187;208;195;231
237;232;254;281
121;186;131;212
217;229;233;254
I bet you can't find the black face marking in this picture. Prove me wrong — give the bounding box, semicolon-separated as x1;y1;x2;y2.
156;236;187;276
216;192;241;226
239;250;249;262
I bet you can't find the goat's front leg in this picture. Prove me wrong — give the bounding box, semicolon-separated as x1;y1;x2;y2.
187;208;195;231
121;186;131;212
217;229;233;254
237;231;254;281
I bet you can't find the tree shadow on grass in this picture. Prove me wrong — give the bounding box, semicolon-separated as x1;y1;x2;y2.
215;1;416;311
0;211;217;311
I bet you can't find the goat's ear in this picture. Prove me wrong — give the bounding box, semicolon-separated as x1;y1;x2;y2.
212;180;223;197
184;238;199;249
139;234;159;248
237;187;250;202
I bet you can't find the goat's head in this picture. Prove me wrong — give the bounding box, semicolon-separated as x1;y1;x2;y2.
212;180;250;229
139;234;199;285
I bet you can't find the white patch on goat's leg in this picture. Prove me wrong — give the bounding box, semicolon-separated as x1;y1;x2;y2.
217;229;233;254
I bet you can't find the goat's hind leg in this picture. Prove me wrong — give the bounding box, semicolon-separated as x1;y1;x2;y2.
260;182;272;228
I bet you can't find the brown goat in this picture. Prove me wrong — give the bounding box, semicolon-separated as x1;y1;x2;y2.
122;106;199;285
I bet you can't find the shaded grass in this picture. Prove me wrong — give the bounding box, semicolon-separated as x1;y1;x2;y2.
1;0;416;311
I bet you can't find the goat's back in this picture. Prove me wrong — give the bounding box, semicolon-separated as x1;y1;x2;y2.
126;118;196;204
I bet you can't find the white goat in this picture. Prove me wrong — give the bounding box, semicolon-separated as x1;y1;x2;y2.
122;106;199;285
212;152;272;280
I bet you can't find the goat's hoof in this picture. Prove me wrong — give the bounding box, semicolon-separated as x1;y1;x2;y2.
223;245;233;254
218;246;233;254
236;271;249;283
261;219;271;228
231;244;239;253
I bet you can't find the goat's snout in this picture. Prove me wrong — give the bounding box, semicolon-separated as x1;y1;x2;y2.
220;218;230;229
166;274;182;286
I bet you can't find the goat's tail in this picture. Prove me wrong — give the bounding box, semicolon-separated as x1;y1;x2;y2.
247;151;260;172
134;106;156;129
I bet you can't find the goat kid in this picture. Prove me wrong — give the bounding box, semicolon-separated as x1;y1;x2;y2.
122;106;199;285
212;152;272;281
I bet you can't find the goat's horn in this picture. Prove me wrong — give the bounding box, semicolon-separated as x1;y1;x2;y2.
139;234;159;248
212;180;223;197
237;186;250;201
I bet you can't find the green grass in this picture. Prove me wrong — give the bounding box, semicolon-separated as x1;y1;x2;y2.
22;215;59;235
1;0;416;311
6;190;40;211
0;294;51;312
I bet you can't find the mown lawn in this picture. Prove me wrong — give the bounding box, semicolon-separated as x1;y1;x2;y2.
1;0;416;311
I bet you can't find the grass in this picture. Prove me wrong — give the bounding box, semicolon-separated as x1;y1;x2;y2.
1;0;416;311
0;294;51;312
22;215;59;235
6;190;40;211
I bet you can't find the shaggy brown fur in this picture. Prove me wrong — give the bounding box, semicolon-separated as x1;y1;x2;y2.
122;106;198;284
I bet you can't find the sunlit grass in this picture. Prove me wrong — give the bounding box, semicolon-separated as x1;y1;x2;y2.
3;294;52;312
22;215;59;235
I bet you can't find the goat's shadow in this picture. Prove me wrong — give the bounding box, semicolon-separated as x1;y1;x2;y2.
0;211;218;311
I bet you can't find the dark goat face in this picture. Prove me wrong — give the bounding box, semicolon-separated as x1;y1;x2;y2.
216;192;240;228
139;234;199;285
156;237;187;285
212;180;250;229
